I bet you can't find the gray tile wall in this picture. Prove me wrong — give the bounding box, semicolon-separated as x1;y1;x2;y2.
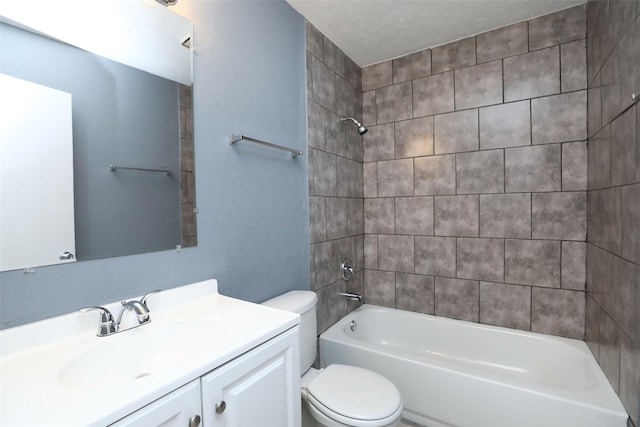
306;22;364;335
360;4;588;340
586;1;640;423
306;6;640;422
179;84;197;247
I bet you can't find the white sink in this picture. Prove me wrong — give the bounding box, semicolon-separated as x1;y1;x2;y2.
57;318;226;389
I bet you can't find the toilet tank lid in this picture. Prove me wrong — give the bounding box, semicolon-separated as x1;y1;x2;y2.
261;290;317;314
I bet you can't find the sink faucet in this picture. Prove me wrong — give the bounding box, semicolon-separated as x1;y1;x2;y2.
78;306;117;336
116;300;150;326
79;289;161;337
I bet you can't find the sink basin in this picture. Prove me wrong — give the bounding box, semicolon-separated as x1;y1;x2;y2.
57;318;225;389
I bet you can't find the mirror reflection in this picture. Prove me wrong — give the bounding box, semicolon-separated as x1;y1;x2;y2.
0;14;196;271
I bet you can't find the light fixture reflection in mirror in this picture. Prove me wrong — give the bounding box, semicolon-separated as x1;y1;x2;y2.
0;16;196;270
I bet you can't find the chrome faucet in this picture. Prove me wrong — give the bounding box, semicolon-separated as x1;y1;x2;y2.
338;291;363;303
116;300;151;326
78;306;117;336
340;258;356;281
79;289;161;337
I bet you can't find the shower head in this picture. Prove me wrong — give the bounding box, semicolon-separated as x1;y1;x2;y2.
339;117;368;135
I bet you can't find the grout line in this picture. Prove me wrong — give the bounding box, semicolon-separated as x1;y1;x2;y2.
502;59;505;104
558;43;563;93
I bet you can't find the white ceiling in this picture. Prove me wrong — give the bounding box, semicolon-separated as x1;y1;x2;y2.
286;0;586;67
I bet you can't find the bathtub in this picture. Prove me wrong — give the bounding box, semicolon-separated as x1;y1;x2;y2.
319;305;628;427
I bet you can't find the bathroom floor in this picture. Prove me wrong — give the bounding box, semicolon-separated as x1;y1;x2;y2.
399;419;425;427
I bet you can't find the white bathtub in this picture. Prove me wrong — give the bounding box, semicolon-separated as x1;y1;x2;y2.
319;305;628;427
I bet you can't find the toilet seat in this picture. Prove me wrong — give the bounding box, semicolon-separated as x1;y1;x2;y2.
304;364;403;427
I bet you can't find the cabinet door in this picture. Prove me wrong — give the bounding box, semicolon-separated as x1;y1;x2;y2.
110;380;201;427
201;327;300;427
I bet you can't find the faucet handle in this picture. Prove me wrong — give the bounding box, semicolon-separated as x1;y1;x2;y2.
141;289;161;307
78;306;117;336
340;258;356;281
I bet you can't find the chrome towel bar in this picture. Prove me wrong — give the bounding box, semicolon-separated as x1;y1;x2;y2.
229;133;303;158
109;164;173;176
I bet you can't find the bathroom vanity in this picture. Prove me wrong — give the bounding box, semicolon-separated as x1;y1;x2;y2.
0;280;301;426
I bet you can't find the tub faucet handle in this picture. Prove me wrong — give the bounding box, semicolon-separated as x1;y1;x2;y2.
340;258;356;281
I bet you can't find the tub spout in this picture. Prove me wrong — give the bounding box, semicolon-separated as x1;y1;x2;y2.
338;291;363;303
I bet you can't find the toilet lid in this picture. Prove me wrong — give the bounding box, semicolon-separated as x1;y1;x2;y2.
306;364;402;423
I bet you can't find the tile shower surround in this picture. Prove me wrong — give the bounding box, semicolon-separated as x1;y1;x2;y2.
308;4;639;422
361;4;588;340
307;6;591;333
585;0;640;423
306;22;365;336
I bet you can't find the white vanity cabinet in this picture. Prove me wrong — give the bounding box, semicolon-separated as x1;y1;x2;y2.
201;327;300;427
110;327;300;427
0;280;301;427
110;380;202;427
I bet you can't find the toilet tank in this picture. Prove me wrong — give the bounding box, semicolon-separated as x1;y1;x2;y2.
262;291;317;373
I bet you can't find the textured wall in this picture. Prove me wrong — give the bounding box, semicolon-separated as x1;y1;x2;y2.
360;5;588;339
306;22;365;334
585;0;640;423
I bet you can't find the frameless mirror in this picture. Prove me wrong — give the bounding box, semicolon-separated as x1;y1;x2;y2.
0;0;196;271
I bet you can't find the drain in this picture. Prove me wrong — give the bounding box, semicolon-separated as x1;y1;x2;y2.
350;320;357;332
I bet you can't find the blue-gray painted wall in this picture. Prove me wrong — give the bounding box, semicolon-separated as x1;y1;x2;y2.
0;0;309;329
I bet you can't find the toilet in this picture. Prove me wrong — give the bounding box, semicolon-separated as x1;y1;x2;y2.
262;291;403;427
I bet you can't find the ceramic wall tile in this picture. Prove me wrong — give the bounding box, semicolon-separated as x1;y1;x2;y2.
528;4;586;51
476;22;528;63
435;277;479;322
456;149;504;194
395;117;434;158
434;109;479;154
480;282;531;330
455;60;503;110
412;72;455;117
415;155;456;195
362;61;392;92
504;47;560;101
396;273;435;314
456;237;505;282
434;195;479;237
479;100;531;150
432;37;476;74
479;193;531;238
393;49;431;83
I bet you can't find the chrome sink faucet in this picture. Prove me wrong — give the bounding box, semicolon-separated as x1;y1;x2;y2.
79;289;161;337
116;300;150;326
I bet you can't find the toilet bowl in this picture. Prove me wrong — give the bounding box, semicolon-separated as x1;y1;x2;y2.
302;365;403;427
262;291;403;427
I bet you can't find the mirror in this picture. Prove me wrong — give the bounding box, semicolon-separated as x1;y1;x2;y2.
0;0;196;271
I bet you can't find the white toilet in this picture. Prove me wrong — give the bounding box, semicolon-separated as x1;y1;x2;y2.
262;291;403;427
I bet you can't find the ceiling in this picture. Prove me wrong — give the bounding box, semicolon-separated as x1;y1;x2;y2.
286;0;586;67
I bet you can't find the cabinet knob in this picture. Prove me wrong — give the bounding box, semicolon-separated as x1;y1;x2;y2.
215;400;227;414
188;414;201;427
